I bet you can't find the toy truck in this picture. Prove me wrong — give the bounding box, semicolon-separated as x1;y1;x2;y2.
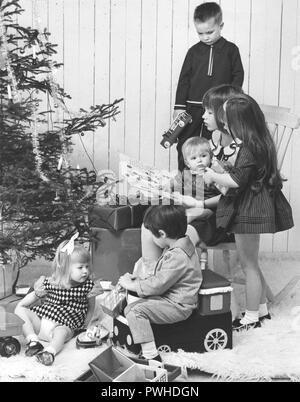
112;269;233;355
160;111;192;149
0;306;23;357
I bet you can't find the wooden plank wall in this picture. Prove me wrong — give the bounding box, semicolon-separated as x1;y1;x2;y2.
20;0;300;251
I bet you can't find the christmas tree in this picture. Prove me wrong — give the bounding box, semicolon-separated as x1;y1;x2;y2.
0;0;122;274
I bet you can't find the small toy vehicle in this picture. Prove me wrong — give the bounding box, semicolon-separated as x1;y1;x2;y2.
160;111;192;149
76;325;109;349
112;269;233;355
0;307;23;357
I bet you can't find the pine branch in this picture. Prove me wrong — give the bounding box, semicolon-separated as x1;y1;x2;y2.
0;1;123;264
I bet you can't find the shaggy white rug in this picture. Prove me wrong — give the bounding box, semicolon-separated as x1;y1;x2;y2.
1;281;300;382
0;337;107;382
162;281;300;382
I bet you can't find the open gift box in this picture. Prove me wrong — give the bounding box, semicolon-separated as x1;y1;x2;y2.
88;345;168;382
89;345;135;382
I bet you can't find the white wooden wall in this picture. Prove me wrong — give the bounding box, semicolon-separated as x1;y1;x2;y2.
19;0;300;252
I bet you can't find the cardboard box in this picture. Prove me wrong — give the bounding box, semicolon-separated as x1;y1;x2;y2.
89;346;135;382
126;356;182;382
89;204;148;231
91;228;142;283
0;308;24;337
74;369;98;382
0;261;18;300
198;269;232;316
114;364;168;382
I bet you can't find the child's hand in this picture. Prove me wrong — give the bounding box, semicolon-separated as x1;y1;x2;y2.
204;168;216;186
173;109;185;120
34;275;47;298
172;192;198;208
118;273;137;291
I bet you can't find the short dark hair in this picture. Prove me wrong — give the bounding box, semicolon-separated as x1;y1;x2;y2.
194;2;223;24
143;205;187;240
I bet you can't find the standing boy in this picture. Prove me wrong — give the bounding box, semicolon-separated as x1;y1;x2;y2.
174;2;244;171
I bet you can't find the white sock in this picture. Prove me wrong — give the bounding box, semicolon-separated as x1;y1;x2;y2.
141;341;158;359
44;346;56;356
259;303;268;317
26;334;39;343
240;310;259;325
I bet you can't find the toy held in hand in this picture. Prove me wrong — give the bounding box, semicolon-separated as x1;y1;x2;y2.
160;111;192;149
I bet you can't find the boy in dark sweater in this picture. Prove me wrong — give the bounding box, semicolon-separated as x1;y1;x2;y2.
174;2;244;171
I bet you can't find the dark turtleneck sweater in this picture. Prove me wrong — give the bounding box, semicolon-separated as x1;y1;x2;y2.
174;37;244;110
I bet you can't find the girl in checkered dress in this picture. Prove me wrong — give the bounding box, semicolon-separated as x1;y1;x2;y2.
15;237;95;366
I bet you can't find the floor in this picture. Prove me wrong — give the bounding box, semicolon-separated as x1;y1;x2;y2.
14;250;300;382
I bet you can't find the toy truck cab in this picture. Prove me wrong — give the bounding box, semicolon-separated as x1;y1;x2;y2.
160;112;192;149
0;306;23;357
112;269;233;355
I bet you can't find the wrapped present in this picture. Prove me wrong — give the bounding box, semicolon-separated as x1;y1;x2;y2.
89;204;148;231
0;256;18;300
100;286;127;317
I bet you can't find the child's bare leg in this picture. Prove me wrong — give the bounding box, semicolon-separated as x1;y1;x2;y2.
14;306;41;342
186;208;213;224
47;325;73;355
235;234;262;323
186;224;201;247
36;326;73;366
259;270;267;304
141;224;162;262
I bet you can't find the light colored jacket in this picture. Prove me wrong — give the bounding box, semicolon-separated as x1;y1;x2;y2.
136;236;202;309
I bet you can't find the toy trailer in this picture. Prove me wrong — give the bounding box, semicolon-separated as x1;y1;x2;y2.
0;306;23;357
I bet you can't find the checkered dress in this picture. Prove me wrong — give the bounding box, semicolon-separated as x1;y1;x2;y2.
31;278;94;330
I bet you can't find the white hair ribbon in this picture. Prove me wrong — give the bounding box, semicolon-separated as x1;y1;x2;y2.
61;232;79;255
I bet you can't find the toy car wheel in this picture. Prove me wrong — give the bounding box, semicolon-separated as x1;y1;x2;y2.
126;334;133;346
164;141;171;148
204;328;228;352
178;121;185;128
0;337;21;357
157;345;172;354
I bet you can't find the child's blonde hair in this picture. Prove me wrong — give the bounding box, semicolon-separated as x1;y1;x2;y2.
50;240;91;289
182;137;212;164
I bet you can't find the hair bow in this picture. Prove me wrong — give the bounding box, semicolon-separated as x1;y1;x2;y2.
61;232;79;255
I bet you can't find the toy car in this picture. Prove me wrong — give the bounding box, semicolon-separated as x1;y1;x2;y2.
160;111;192;149
0;307;23;357
112;269;233;355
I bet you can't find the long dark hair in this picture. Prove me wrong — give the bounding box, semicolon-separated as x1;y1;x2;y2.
222;94;283;192
202;84;244;131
